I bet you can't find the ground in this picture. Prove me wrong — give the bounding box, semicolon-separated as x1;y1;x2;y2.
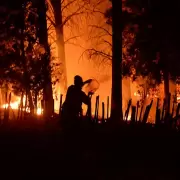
0;120;179;179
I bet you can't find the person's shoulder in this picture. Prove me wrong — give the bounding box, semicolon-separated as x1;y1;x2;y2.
68;85;74;90
67;85;74;92
69;85;74;88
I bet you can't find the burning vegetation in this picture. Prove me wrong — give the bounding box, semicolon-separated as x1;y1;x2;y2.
1;0;180;125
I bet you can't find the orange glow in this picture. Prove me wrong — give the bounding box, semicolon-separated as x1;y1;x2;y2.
127;114;131;121
45;0;178;124
134;92;141;97
37;108;43;115
1;95;43;116
46;0;113;117
2;101;20;110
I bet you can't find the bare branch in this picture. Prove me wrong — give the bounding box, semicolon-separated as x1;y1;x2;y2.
46;0;54;14
47;23;54;31
87;33;110;42
48;30;55;37
67;44;86;52
80;48;112;61
102;39;112;47
61;0;65;5
91;0;106;8
61;0;77;13
46;14;56;27
91;9;105;16
89;25;112;36
64;35;81;44
61;6;85;27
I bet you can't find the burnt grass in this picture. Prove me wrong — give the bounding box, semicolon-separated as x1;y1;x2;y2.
0;119;179;179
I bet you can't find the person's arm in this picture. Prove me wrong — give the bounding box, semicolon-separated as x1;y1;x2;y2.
83;79;92;86
88;91;94;97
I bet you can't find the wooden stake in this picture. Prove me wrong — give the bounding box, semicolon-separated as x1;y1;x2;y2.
94;96;99;122
155;98;160;125
131;106;136;123
142;100;153;124
102;102;105;123
124;99;132;121
59;94;63;116
161;99;165;121
107;96;109;120
136;101;139;122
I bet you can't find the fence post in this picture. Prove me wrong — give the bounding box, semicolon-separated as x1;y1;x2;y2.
107;96;109;120
59;94;63;117
94;96;99;122
102;102;105;123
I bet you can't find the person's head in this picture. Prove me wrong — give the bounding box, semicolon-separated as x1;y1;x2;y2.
74;75;83;88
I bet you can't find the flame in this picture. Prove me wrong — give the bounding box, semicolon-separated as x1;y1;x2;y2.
134;92;141;97
2;101;19;109
1;96;43;116
37;107;43;115
127;114;131;121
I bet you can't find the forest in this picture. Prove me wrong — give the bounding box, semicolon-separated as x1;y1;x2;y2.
1;1;180;179
0;0;180;126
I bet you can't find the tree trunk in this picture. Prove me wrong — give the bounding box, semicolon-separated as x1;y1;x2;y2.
37;0;54;117
34;90;38;115
27;90;34;114
163;69;170;116
161;48;170;116
111;0;123;122
51;0;68;95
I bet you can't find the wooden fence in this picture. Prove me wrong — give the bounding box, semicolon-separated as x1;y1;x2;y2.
1;92;180;127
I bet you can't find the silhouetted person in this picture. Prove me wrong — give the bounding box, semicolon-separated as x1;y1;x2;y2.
61;75;92;128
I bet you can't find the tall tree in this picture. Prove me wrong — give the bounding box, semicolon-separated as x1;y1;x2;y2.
99;0;138;122
47;0;101;95
48;0;67;95
36;0;54;116
128;0;180;116
111;0;123;122
81;0;139;122
0;1;48;113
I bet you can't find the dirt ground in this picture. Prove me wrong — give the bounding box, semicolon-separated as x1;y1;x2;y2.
0;120;179;179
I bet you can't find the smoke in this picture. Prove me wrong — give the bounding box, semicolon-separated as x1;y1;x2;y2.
98;74;111;84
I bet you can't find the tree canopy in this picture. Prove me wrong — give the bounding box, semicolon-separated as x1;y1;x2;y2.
105;0;180;84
